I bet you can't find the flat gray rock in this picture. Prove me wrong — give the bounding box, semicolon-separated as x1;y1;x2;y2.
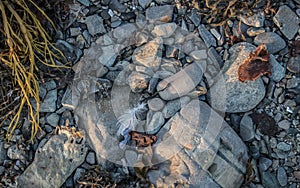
254;32;286;54
84;15;106;36
145;111;165;134
209;42;266;113
287;55;300;73
270;55;285;82
198;24;217;47
273;5;300;40
146;5;174;23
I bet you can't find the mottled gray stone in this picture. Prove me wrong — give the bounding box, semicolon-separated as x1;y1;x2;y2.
277;142;291;151
84;15;106;36
147;98;165;111
138;0;151;9
40;89;57;113
132;38;163;69
240;12;265;27
198;24;217;47
46;113;60;127
157;62;204;100
152;23;177;38
17;128;88;188
287;55;300;73
259;157;272;172
112;23;137;43
127;72;150;92
188;9;201;27
286;77;300;89
277;167;287;186
7;145;26;161
269;55;285;82
146;5;174;23
278;120;290;130
98;45;117;67
261;171;281;188
240;114;255;141
273;5;300;40
209;42;266;113
86;151;96;165
70;27;81;37
109;0;126;13
77;0;90;6
254;32;286;54
146;111;165;134
162;96;190;119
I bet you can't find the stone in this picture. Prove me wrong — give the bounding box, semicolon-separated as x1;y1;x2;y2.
86;151;96;165
73;168;85;183
287;55;300;73
0;141;6;164
277;167;287;186
259;157;272;172
46;113;60;127
84;15;106;36
162;96;190;119
132;38;163;69
254;32;286;54
278;120;290;130
269;55;285;82
70;27;81;37
7;145;26;161
146;111;165;134
138;0;151;9
39;89;57;113
286;78;300;89
127;72;150;92
273;5;300;40
188;9;201;27
277;142;291;151
247;27;265;36
146;5;174;23
261;171;281;188
109;0;126;13
198;24;217;47
240;12;265;27
97;45;117;67
209;42;266;113
240;114;255;141
157;62;204;100
152;23;177;38
148;100;248;187
17;128;88;188
77;0;90;6
294;171;300;179
147;98;164;111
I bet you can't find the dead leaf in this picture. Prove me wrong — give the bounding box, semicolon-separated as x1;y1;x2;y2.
250;112;278;136
130;131;157;147
238;44;272;82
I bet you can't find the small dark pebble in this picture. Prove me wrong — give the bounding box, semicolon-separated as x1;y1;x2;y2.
120;12;136;21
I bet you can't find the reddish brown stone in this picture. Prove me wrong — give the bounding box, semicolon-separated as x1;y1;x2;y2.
130;131;157;147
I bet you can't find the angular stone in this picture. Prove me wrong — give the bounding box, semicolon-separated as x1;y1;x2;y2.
109;0;126;13
152;23;177;38
209;42;266;113
254;32;286;54
146;111;165;134
157;62;204;100
17;128;88;188
261;171;281;188
146;5;174;23
273;5;300;40
97;45;117;67
259;157;272;172
127;71;150;92
269;55;285;82
85;15;106;36
132;38;163;69
162;96;190;119
287;55;300;73
0;141;6;164
138;0;151;9
240;12;265;27
198;24;217;47
46;113;60;127
40;89;57;113
7;145;26;161
112;23;137;43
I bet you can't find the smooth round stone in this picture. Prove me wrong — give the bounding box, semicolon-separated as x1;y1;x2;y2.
147;98;165;111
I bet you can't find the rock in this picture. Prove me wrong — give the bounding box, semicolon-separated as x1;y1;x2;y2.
157;62;204;100
147;98;165;111
109;0;126;13
162;96;190;119
148;100;248;187
0;166;5;176
294;171;300;179
146;5;174;23
247;27;265;36
138;0;151;9
277;167;287;186
273;5;300;40
70;27;81;37
132;38;163;69
286;77;300;89
287;55;300;73
84;15;106;36
209;42;265;113
261;171;281;188
0;141;6;164
269;55;285;82
7;145;26;161
39;89;57;113
152;23;177;38
127;72;150;92
77;0;90;6
61;86;78;110
17;128;88;188
254;32;286;54
278;120;290;130
240;12;265;27
46;113;60;127
240;114;255;141
73;168;85;183
277;142;291;151
188;9;201;27
98;45;117;67
259;157;272;172
86;151;96;165
146;111;165;134
198;24;217;47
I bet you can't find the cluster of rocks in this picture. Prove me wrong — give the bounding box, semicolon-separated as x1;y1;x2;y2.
0;0;299;187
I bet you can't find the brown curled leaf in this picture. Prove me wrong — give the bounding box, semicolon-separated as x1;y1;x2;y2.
130;131;157;147
238;44;272;82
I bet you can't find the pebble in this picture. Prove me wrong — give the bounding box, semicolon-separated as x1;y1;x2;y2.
162;96;190;118
84;15;106;36
261;171;281;188
277;167;288;186
73;168;86;183
254;32;286;54
240;12;265;27
198;24;217;47
7;145;26;161
127;72;150;92
287;56;300;73
247;27;265;36
146;111;165;134
294;171;300;179
240;114;255;141
269;55;285;82
188;9;201;27
46;113;60;127
147;98;165;111
273;5;300;40
138;0;151;9
286;78;300;89
278;120;290;130
86;151;96;165
259;157;272;172
146;5;174;23
277;142;291;151
109;0;127;13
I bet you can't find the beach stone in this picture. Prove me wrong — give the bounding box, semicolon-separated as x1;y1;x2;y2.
146;5;174;23
152;23;177;38
147;98;165;111
287;55;300;73
278;120;290;130
46;113;60;127
0;141;6;164
273;5;300;40
209;42;265;113
98;45;117;67
269;55;285;82
127;72;150;92
254;32;286;54
240;114;255;141
261;171;281;188
112;23;137;43
162;96;190;119
198;24;217;47
7;145;26;161
277;167;288;186
84;15;106;36
277;142;291;151
146;111;165;134
109;0;126;13
86;151;96;165
39;89;57;113
240;12;265;27
259;157;272;172
138;0;151;9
